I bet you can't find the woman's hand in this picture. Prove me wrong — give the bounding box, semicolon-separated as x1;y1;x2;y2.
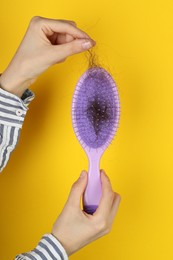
0;16;96;97
51;170;121;256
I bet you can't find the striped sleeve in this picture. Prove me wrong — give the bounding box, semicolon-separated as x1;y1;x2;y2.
0;85;35;173
15;233;69;260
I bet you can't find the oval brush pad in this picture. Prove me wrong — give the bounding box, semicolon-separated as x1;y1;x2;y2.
72;67;120;214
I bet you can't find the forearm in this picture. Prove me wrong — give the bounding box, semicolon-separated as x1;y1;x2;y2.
0;73;35;172
0;64;35;98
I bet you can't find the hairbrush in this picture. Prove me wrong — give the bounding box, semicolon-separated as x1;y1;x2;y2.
71;66;120;214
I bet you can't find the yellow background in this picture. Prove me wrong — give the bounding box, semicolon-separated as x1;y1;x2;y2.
0;0;173;259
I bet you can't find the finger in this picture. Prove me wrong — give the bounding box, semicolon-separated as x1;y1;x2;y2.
65;34;75;43
56;33;75;45
50;20;77;44
66;171;88;208
41;18;90;39
51;38;96;62
57;19;77;27
94;170;115;218
47;33;58;45
47;32;75;45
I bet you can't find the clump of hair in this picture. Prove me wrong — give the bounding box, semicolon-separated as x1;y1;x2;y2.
84;47;102;69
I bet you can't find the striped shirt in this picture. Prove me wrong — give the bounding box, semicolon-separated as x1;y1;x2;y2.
0;85;68;260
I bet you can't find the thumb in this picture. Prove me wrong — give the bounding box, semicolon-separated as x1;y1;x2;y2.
53;38;96;61
66;170;88;208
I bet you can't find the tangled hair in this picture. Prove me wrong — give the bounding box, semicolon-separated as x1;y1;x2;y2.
84;48;103;69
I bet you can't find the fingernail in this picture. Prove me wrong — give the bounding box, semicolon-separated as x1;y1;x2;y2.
82;40;93;50
80;171;86;178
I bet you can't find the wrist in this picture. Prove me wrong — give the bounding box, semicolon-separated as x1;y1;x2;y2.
0;70;35;98
51;231;71;256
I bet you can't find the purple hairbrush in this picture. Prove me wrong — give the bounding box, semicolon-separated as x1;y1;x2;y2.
72;67;120;214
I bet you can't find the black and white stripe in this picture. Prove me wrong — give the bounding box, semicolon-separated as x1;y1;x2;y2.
0;87;34;128
15;234;68;260
0;125;20;172
0;86;35;172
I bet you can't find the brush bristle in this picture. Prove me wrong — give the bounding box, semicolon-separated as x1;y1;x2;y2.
72;67;120;149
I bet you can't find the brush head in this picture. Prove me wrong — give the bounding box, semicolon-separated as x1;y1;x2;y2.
72;67;120;150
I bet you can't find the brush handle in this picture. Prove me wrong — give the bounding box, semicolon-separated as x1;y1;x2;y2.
83;151;102;214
